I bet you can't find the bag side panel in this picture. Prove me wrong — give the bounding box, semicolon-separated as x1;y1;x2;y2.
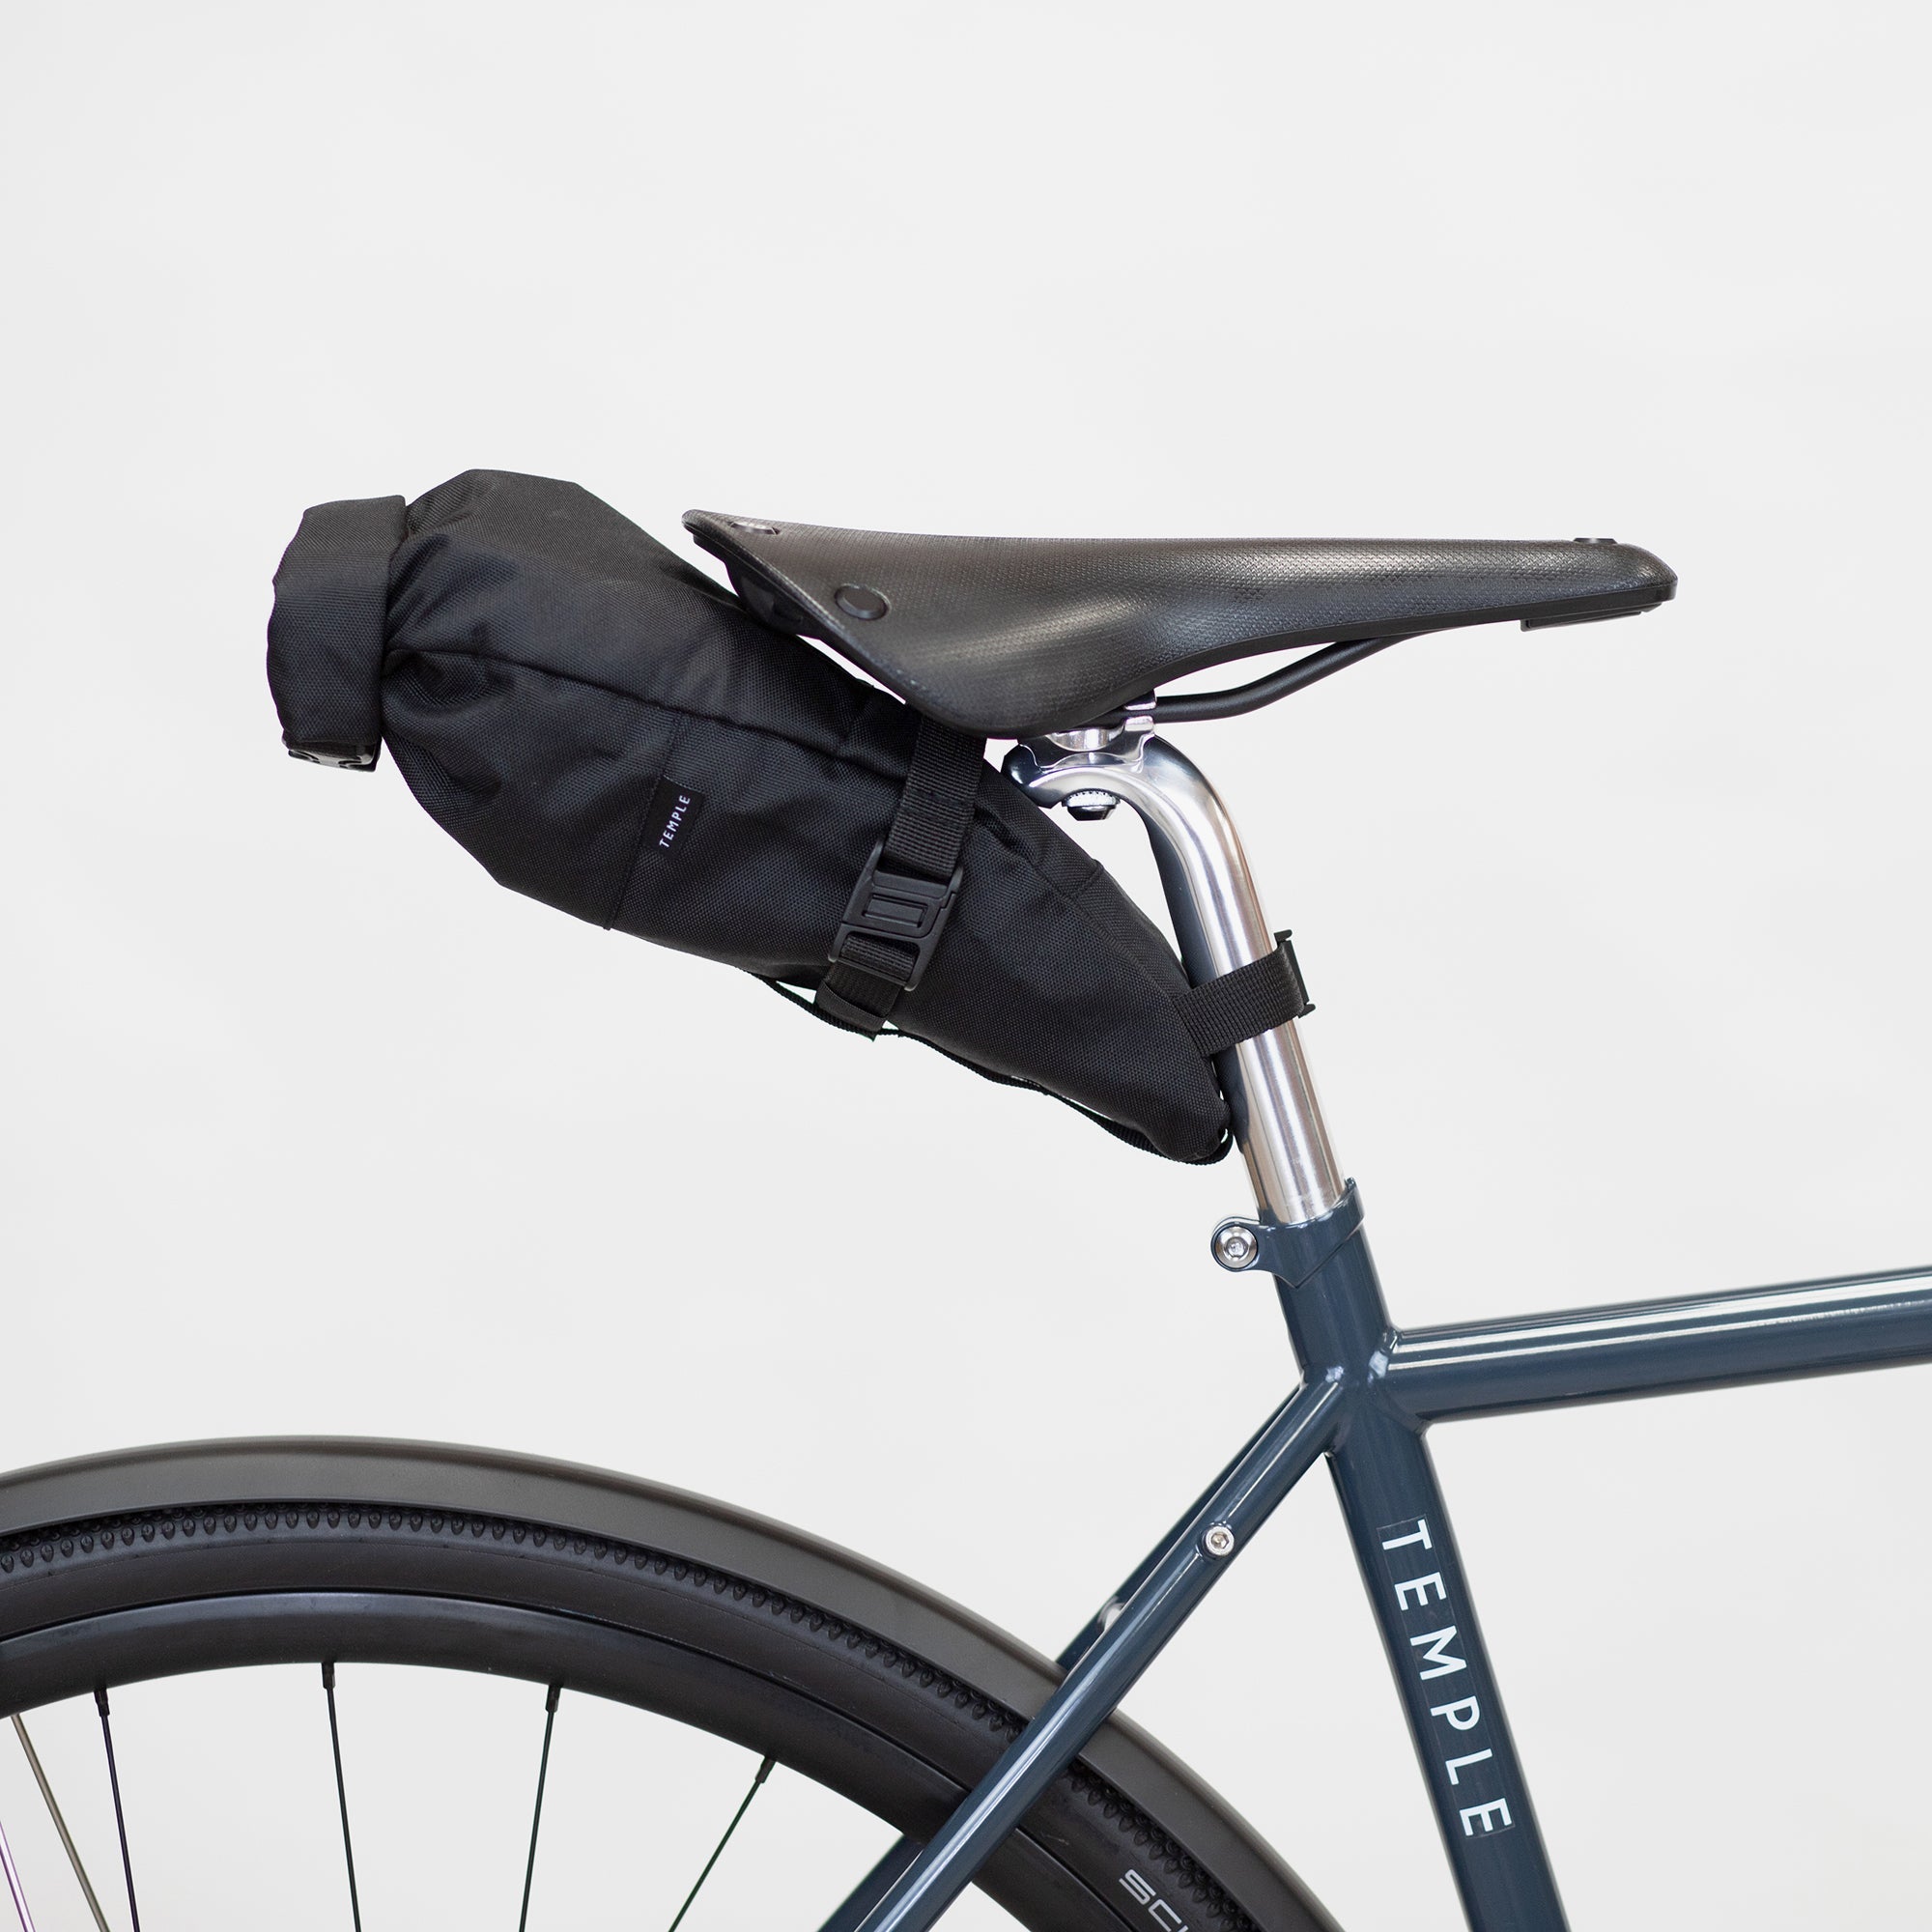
384;651;682;927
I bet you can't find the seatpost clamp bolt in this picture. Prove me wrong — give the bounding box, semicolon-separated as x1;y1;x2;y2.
1065;789;1119;821
1212;1222;1261;1271
1203;1523;1236;1559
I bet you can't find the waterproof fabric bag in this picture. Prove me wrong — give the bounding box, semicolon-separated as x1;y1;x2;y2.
266;469;1233;1161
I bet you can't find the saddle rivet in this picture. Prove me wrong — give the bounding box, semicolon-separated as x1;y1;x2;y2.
836;583;890;621
1203;1523;1236;1559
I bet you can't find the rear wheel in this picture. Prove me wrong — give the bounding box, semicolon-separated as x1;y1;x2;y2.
0;1439;1338;1932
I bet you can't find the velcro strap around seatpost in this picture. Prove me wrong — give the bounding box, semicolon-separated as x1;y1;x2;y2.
1176;932;1313;1059
815;716;987;1035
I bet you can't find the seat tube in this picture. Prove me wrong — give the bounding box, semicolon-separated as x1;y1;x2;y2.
1331;1403;1570;1931
1272;1208;1571;1932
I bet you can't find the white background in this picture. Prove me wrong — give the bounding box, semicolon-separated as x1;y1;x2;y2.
3;4;1929;1928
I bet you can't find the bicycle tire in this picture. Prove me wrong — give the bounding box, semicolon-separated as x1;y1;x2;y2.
0;1437;1340;1932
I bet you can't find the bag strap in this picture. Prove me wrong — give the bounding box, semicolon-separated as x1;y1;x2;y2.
815;716;987;1034
1176;932;1313;1059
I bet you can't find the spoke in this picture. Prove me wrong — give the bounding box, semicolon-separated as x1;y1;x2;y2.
10;1717;110;1932
323;1663;364;1932
92;1690;139;1932
665;1755;775;1932
516;1685;561;1932
0;1806;39;1932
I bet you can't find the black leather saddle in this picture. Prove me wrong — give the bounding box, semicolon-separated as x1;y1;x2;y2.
685;513;1676;737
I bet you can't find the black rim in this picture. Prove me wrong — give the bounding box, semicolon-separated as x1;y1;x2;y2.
0;1580;1279;1932
0;1450;1335;1932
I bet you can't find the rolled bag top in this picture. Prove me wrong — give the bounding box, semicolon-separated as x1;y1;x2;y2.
267;493;408;770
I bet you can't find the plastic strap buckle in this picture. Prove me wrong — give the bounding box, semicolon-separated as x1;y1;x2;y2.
830;839;964;994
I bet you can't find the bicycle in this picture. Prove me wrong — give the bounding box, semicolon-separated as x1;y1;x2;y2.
3;510;1926;1932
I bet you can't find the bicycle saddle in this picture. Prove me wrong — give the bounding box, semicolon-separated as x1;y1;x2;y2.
684;513;1676;737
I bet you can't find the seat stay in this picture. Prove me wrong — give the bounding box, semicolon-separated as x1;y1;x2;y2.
846;1378;1348;1932
815;1397;1303;1932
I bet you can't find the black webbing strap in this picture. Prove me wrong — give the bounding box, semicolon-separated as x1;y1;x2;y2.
1176;931;1313;1060
815;717;987;1034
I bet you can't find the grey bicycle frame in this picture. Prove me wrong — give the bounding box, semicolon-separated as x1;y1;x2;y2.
826;724;1932;1932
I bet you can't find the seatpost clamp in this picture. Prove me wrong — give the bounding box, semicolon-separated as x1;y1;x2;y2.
1209;1186;1366;1288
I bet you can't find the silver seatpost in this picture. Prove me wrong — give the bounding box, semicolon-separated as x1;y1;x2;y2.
1005;720;1345;1226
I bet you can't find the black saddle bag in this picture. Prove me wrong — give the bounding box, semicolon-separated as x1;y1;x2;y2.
266;469;1232;1161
